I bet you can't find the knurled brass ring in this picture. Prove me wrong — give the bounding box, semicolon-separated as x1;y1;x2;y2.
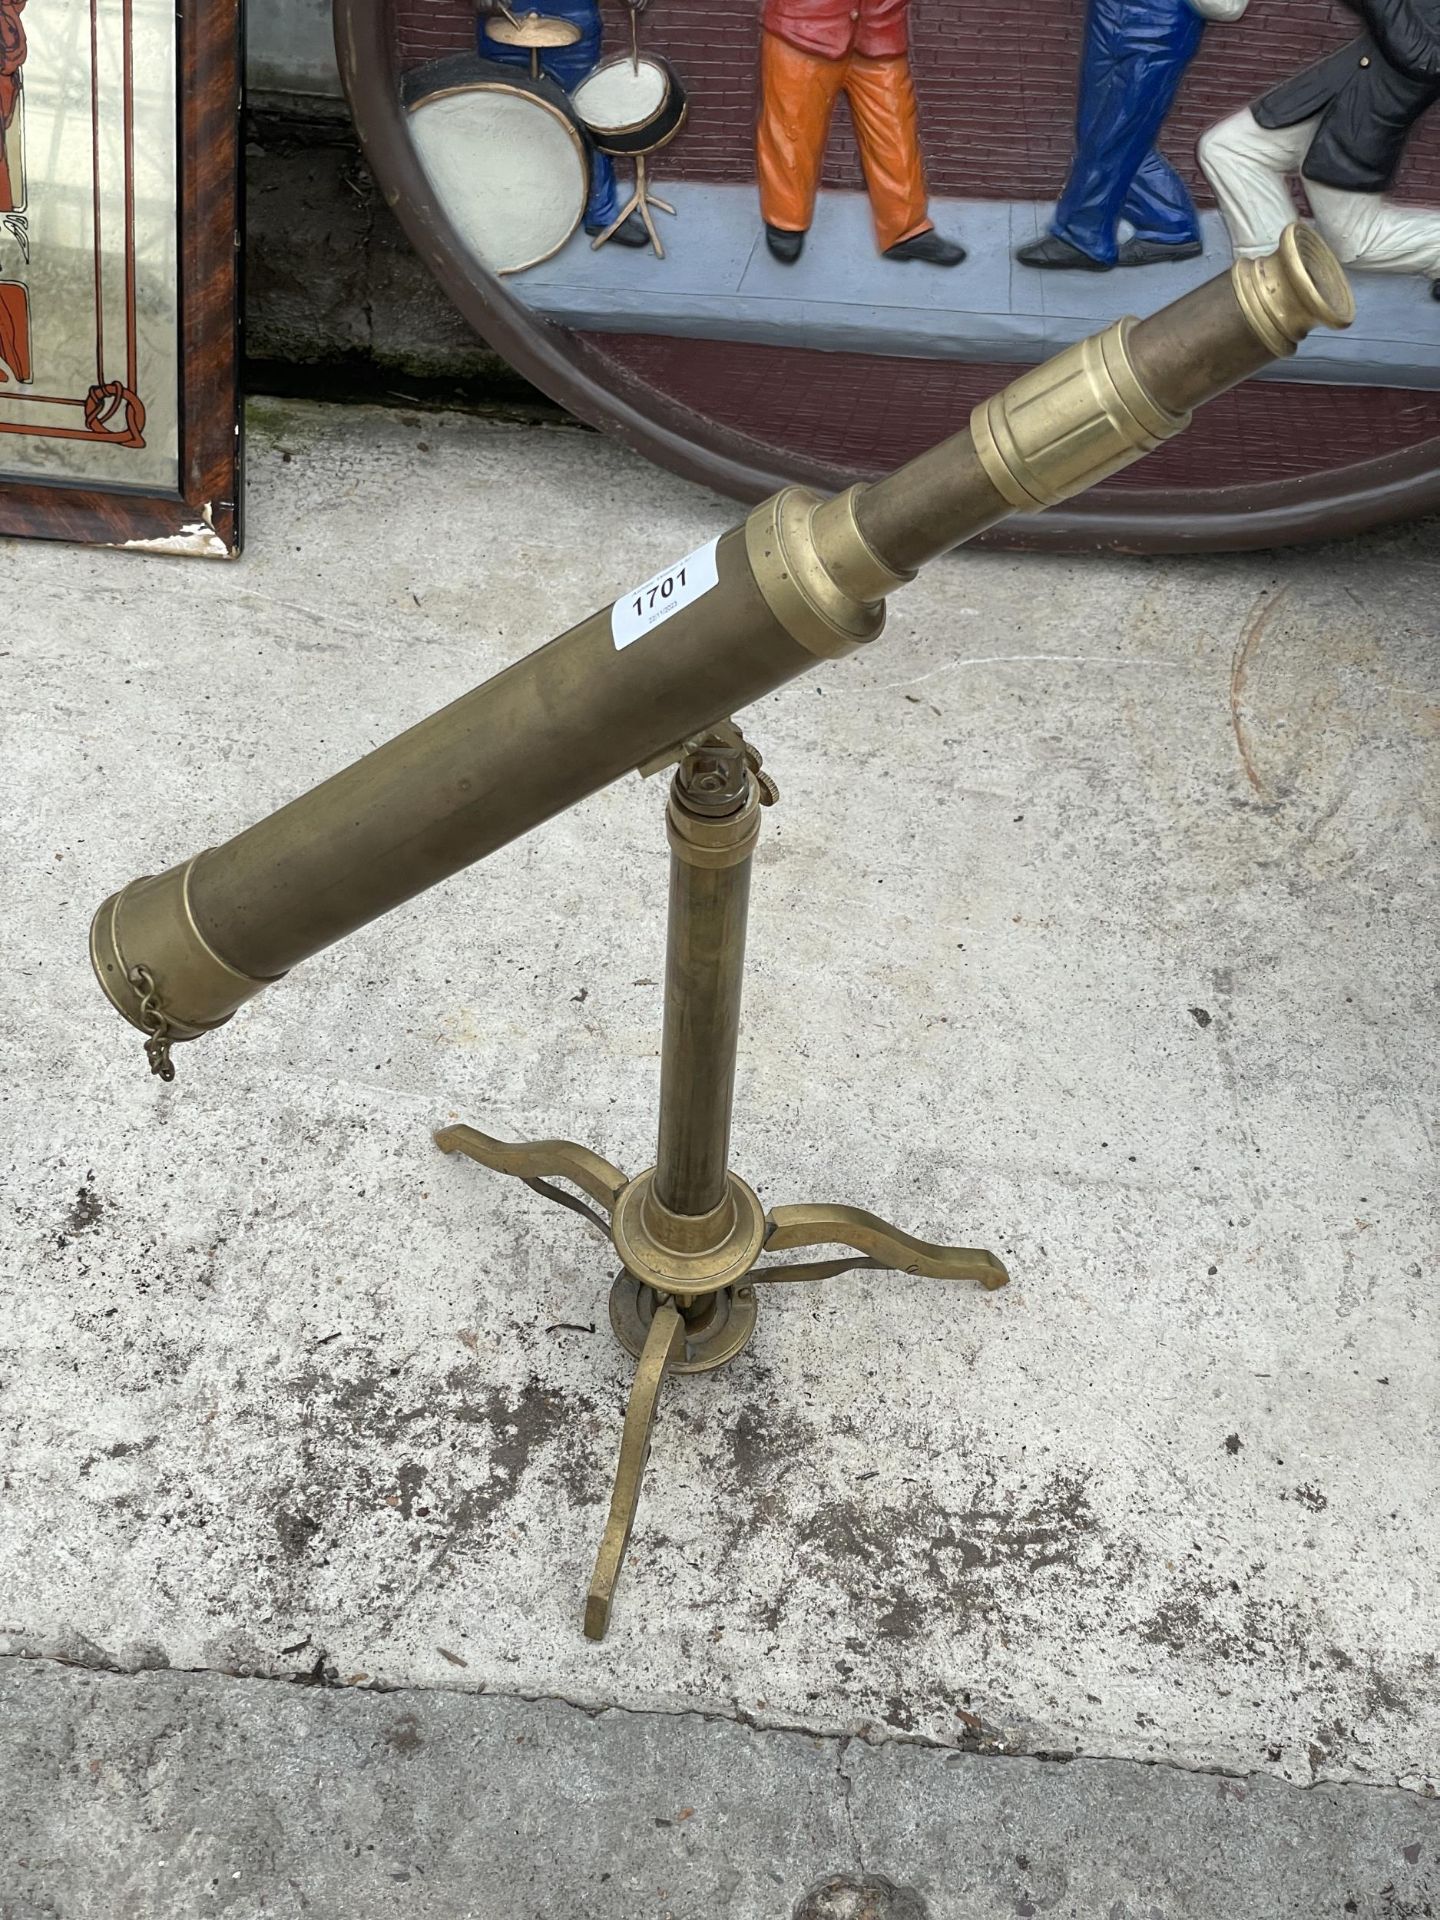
970;319;1188;511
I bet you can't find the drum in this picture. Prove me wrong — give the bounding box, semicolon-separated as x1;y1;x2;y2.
571;55;686;159
482;10;586;56
403;54;591;277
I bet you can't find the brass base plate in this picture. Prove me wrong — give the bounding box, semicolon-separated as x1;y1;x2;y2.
608;1275;757;1374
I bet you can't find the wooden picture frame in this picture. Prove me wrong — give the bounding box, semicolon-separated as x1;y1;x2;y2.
0;0;242;557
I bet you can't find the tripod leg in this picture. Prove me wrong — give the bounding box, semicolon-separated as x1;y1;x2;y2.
637;193;665;259
626;157;665;259
589;188;642;251
434;1124;629;1221
761;1203;1008;1290
585;1297;684;1640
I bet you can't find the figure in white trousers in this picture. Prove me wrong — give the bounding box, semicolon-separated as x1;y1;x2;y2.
1199;0;1440;297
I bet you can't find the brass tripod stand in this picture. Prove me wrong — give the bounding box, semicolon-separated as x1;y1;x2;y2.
436;722;1008;1638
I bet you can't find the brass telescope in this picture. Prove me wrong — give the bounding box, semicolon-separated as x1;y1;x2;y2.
91;228;1354;1636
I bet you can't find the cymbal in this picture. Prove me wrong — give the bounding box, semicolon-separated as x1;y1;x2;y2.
484;11;584;48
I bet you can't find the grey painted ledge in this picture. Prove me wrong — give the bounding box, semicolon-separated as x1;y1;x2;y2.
242;107;1440;403
518;190;1440;386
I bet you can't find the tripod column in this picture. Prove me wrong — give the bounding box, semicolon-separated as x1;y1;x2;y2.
654;738;760;1222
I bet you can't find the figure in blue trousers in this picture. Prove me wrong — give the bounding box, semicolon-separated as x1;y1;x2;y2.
475;0;650;246
1019;0;1250;271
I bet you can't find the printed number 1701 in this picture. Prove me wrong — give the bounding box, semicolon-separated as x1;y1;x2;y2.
611;536;721;650
630;566;688;620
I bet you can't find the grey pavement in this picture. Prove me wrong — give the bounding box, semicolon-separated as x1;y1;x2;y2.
1;1659;1436;1919
1;398;1437;1914
519;188;1439;385
247;0;341;99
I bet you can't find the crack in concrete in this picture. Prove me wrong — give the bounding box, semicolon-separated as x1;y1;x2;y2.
2;1649;1430;1803
836;1734;867;1876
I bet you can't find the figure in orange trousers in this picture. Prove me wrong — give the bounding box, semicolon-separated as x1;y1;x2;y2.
755;0;964;265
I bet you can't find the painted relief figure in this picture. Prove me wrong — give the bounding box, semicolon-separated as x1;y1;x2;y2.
1019;0;1249;271
0;0;24;214
473;0;652;245
755;0;965;265
1200;0;1440;297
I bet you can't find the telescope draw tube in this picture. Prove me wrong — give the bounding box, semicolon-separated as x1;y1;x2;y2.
91;227;1354;1054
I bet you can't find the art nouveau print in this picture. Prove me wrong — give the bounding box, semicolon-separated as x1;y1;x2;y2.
0;0;179;493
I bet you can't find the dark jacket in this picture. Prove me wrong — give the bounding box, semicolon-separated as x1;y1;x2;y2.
1253;0;1440;191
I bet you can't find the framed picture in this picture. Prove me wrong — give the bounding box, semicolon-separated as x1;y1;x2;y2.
0;0;242;556
337;0;1440;552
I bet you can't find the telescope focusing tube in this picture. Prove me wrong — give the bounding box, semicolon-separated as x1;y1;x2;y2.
91;227;1354;1058
844;224;1354;576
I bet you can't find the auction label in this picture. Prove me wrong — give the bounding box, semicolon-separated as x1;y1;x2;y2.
612;536;720;650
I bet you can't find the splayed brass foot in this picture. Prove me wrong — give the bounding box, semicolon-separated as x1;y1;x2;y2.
585;1297;685;1640
434;1124;629;1234
760;1203;1009;1290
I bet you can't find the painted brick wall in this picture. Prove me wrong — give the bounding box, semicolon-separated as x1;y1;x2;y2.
394;0;1440;205
590;332;1440;485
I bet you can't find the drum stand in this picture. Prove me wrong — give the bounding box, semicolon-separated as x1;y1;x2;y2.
435;722;1009;1638
590;153;674;258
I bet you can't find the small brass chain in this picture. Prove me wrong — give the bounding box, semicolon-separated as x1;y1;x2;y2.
127;965;177;1082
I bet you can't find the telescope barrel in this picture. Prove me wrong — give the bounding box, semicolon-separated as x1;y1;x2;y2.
91;227;1354;1057
92;529;814;1037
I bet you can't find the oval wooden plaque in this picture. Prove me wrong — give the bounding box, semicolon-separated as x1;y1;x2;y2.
336;0;1440;550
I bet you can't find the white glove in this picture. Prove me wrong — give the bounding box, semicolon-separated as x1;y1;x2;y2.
1189;0;1250;18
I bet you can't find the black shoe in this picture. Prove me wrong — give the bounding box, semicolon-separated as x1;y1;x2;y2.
1118;236;1203;267
1016;234;1111;271
765;224;805;263
885;229;966;266
587;212;650;248
1432;279;1440;300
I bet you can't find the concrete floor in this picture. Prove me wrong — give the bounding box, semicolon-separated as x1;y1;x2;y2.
1;398;1437;1916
